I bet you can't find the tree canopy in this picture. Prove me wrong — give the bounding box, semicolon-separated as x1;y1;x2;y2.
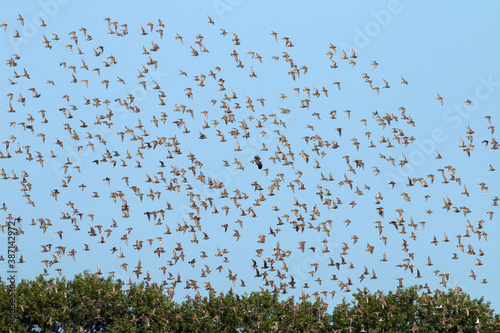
0;272;498;332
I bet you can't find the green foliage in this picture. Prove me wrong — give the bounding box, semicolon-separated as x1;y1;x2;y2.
16;275;67;332
331;286;500;332
118;282;175;332
0;274;499;332
0;280;26;332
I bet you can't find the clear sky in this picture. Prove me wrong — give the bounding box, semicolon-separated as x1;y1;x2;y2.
1;1;500;311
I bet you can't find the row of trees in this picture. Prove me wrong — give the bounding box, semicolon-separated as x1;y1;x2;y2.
0;271;498;332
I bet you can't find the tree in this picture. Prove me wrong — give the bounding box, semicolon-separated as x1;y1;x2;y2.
15;275;68;332
0;280;25;332
118;281;175;332
331;285;500;332
1;274;499;332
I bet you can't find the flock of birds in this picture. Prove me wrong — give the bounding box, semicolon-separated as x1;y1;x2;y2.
0;14;498;306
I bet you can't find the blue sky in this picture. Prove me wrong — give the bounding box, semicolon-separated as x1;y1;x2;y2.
1;1;500;311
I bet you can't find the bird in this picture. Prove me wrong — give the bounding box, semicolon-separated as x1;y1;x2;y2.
251;155;263;169
436;94;444;105
175;33;183;44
